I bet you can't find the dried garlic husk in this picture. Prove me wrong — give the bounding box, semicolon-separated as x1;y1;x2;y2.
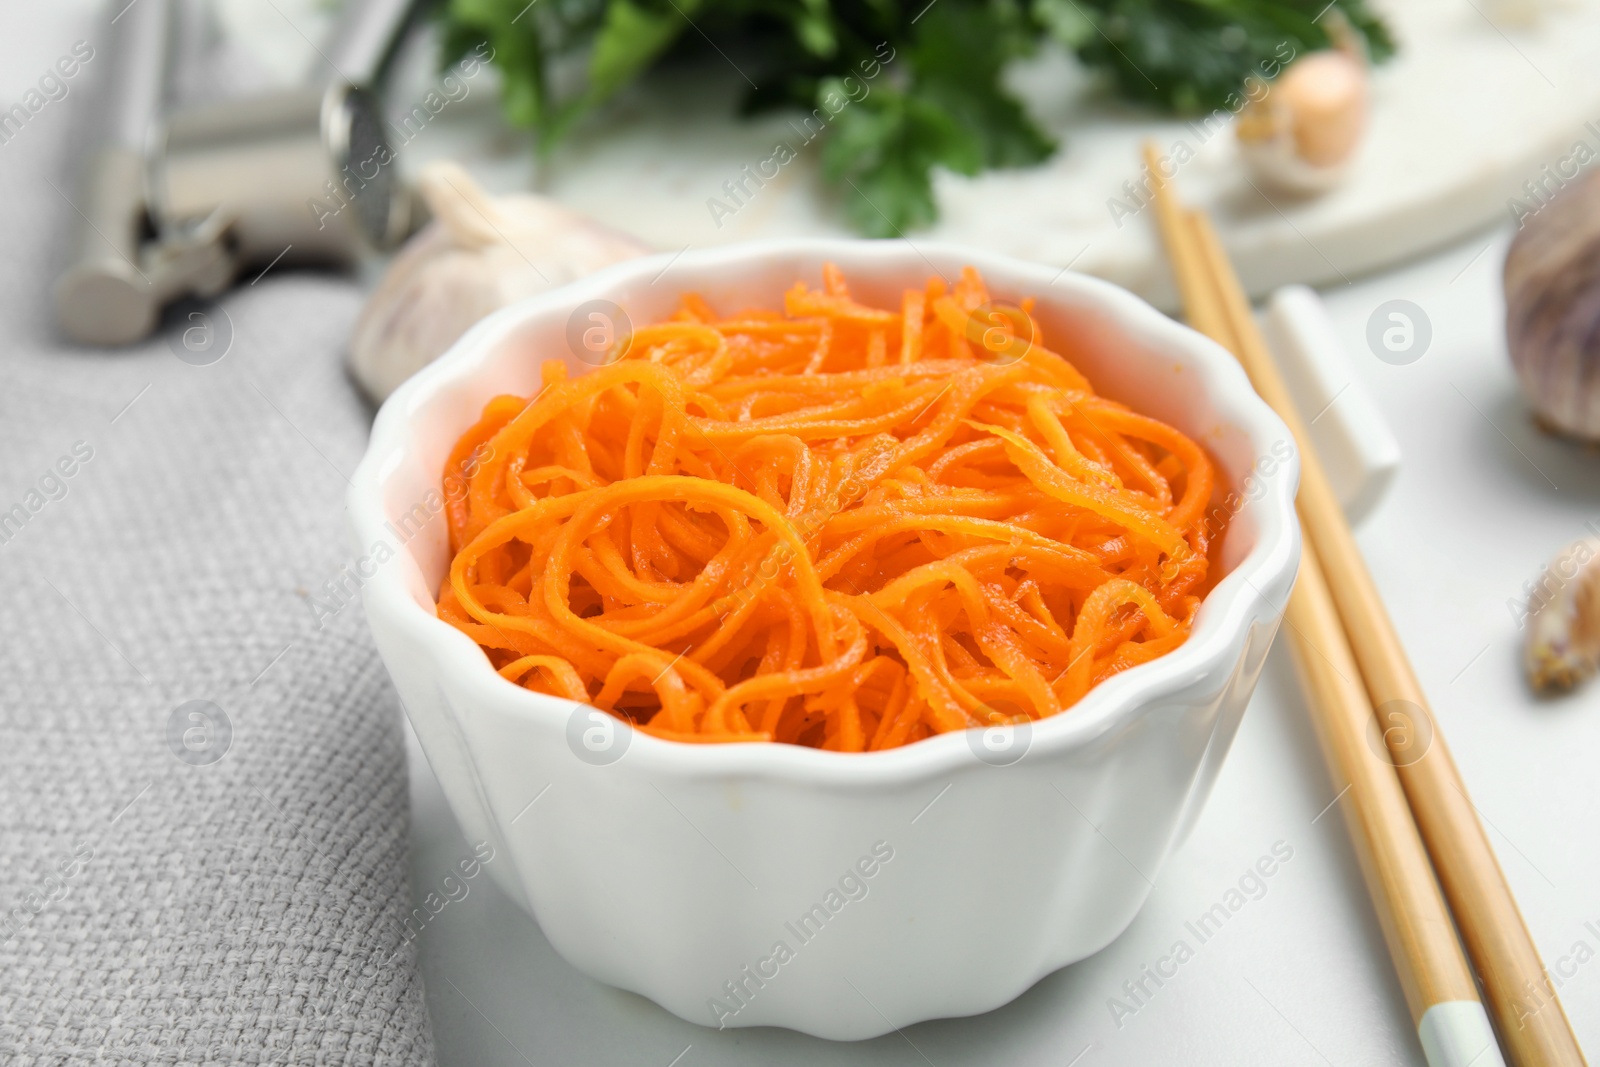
1523;535;1600;693
1236;17;1370;194
349;161;649;402
1503;167;1600;440
1485;0;1552;28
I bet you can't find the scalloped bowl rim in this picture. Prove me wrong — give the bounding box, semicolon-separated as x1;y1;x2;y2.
349;238;1299;786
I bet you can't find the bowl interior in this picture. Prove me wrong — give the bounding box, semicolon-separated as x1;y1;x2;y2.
373;243;1272;687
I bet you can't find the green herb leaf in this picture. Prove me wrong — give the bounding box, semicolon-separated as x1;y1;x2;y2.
588;0;695;104
823;84;983;237
439;0;553;128
1046;0;1393;116
435;0;1393;234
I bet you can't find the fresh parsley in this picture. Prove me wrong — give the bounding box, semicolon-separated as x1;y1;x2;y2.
436;0;1392;235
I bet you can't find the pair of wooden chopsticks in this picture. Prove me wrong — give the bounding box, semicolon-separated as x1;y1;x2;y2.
1142;144;1587;1067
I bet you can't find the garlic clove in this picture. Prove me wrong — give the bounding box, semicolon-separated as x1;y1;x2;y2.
349;161;650;403
1523;535;1600;693
1503;167;1600;440
1485;0;1554;29
1236;20;1370;194
1282;51;1368;168
349;236;506;403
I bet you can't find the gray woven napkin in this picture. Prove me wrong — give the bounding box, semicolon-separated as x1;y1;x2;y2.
0;38;434;1066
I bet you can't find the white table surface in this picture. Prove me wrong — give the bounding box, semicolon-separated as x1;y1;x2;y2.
405;229;1600;1065
6;3;1595;1062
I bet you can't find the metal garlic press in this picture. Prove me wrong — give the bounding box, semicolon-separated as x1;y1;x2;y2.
56;0;421;345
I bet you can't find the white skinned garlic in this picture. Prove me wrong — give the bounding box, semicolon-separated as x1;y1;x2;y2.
1523;535;1600;693
1236;16;1370;194
349;161;650;402
1503;167;1600;440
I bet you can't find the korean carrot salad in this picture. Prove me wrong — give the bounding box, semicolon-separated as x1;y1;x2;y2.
437;265;1220;752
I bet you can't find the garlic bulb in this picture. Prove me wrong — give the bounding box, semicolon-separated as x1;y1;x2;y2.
1504;167;1600;439
1523;535;1600;693
349;161;650;402
1236;19;1370;194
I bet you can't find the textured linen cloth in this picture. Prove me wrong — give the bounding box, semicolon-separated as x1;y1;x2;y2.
0;15;435;1065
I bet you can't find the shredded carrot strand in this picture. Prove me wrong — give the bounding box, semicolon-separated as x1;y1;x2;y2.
437;265;1224;751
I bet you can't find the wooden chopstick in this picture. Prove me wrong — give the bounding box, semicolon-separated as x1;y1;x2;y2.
1182;202;1588;1067
1139;143;1512;1067
1179;222;1489;1044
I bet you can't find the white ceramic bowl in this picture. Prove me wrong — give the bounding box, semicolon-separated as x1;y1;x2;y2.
350;239;1301;1040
